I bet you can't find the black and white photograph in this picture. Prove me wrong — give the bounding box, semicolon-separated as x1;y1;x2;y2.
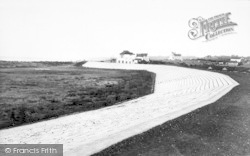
0;0;250;155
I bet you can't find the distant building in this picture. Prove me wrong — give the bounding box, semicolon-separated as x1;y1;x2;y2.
116;51;136;64
169;52;183;61
116;51;149;64
135;53;150;62
227;61;239;66
222;67;228;71
204;55;213;59
197;59;216;65
218;62;224;65
230;57;242;63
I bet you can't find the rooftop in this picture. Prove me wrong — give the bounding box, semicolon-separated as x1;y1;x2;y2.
136;53;148;57
172;52;181;57
120;51;134;55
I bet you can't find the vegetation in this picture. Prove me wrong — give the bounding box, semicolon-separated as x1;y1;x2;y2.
0;60;74;68
149;60;250;73
0;65;155;129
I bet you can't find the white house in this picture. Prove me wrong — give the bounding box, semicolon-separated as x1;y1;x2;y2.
116;51;136;64
230;57;242;63
116;51;149;64
169;52;183;61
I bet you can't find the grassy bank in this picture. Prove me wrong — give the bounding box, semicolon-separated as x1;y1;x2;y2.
0;65;155;129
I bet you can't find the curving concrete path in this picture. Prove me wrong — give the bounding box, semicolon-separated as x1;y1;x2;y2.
0;62;239;156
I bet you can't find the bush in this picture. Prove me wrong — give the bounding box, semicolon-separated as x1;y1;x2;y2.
106;95;117;106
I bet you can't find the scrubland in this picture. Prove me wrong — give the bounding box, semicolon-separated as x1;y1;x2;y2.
0;62;155;129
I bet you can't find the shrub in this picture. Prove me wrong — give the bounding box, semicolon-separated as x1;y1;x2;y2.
106;95;117;106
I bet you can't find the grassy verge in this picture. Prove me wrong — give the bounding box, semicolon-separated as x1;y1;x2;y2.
149;60;250;73
0;65;155;129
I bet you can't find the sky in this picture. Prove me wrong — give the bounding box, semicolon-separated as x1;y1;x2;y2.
0;0;250;61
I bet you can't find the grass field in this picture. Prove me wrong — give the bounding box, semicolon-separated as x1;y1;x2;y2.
0;60;74;68
94;71;250;156
0;64;155;129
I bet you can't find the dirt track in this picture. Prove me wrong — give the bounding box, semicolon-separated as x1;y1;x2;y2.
94;71;250;156
0;62;238;156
